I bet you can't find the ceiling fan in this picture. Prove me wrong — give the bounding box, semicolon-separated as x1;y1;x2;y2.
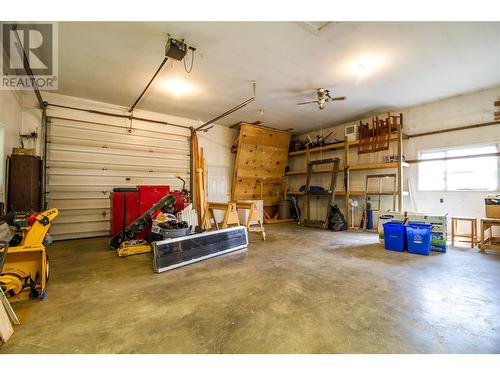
297;88;346;110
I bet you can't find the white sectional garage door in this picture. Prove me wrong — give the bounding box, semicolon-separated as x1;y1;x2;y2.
45;115;191;240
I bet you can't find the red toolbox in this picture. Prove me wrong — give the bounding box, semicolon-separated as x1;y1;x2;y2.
110;185;170;239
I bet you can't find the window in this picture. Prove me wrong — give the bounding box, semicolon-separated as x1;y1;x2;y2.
418;144;499;191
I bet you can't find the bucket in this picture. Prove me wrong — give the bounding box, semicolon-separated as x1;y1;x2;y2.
406;223;432;256
383;222;407;251
278;199;292;219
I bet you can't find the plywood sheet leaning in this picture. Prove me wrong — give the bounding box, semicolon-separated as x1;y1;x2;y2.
231;123;291;208
196;147;209;229
0;300;14;344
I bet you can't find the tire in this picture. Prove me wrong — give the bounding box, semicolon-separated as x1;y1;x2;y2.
45;254;50;282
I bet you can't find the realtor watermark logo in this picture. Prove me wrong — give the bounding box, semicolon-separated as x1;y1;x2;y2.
1;22;58;90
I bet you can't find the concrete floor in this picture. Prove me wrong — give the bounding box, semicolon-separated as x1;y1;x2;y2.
1;223;499;354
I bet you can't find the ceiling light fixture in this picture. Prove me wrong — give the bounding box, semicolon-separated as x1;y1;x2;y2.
162;79;194;97
350;55;382;79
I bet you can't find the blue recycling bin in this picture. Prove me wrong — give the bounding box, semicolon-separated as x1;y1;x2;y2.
383;222;407;251
406;223;433;256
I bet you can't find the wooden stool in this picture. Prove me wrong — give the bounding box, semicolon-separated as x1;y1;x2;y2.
235;201;266;240
202;202;240;230
451;216;477;248
479;218;500;253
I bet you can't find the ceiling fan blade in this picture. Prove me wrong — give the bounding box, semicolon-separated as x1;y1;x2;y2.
297;100;319;105
329;96;347;101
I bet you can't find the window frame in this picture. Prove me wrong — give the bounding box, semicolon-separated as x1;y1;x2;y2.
417;142;500;192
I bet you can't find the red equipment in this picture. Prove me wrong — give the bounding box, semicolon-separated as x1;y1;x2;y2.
110;185;188;238
111;185;169;238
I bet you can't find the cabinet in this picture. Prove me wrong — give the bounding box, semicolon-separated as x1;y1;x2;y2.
7;154;42;212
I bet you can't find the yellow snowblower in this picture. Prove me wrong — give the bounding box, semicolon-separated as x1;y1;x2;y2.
0;208;58;302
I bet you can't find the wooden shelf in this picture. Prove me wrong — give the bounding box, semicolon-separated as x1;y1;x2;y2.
285;162;408;176
286;116;406;225
351;162;409;171
264;218;297;224
288;190;409;196
288;134;401;157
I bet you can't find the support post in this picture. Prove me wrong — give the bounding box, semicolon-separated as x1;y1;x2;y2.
396;113;404;211
41;107;49;210
344;139;350;228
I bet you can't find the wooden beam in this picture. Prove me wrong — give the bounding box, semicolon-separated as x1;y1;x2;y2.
406;120;500;138
406;152;500;164
495;100;500;106
396;116;403;211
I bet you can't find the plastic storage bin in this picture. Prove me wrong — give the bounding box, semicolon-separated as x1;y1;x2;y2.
406;223;432;256
383;222;407;251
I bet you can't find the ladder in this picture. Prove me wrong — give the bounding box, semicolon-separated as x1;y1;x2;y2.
299;158;340;229
362;173;397;231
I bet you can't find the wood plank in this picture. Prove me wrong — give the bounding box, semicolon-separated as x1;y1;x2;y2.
285;162;409;175
264;218;297;224
351;162;409;170
406;152;500;164
406;120;500;138
287;190;408;196
232;124;290;207
0;302;14;344
288;134;401;157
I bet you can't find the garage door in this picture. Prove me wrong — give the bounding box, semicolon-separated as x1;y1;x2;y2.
45;115;191;240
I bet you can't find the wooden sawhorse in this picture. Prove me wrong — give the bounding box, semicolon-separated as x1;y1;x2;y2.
235;201;266;240
202;202;240;230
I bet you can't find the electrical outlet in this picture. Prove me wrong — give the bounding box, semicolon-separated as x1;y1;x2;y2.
440;198;444;203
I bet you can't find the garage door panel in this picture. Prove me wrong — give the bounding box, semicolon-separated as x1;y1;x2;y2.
47;198;108;210
50;118;189;140
47;167;182;179
49;125;189;150
49;135;189;155
55;208;110;218
47;161;187;174
50;221;109;235
49;145;189;163
47;115;190;240
56;214;109;225
48;174;187;187
47;191;111;200
49;150;189;168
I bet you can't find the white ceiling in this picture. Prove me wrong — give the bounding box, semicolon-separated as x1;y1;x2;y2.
52;21;500;132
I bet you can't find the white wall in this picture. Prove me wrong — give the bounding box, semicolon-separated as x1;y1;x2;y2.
197;125;237;204
21;92;236;209
0;89;23;203
289;85;500;232
405;87;500;221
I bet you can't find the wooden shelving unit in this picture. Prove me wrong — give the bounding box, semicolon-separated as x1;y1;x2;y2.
286;114;406;227
285;162;409;176
288;190;409;196
288;134;401;157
